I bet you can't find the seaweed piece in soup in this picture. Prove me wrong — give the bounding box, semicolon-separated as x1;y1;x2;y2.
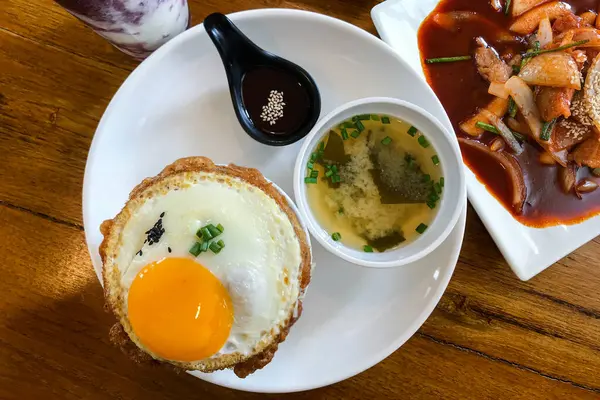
321;131;350;165
370;142;432;204
366;231;406;252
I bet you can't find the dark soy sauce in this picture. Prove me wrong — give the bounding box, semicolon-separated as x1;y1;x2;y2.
242;67;311;135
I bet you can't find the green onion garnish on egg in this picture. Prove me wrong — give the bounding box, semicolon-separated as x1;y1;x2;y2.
207;224;222;238
209;241;222;254
201;227;213;241
189;242;202;257
200;240;209;253
217;239;225;248
216;223;224;233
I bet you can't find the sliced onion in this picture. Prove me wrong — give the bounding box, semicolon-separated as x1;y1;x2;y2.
554;28;600;47
459;97;510;136
510;2;572;35
481;109;524;154
558;163;577;193
488;81;510;99
505;76;569;166
505;76;543;138
518;52;581;89
459;138;527;214
537;17;553;48
512;0;553;17
576;179;599;194
491;0;502;12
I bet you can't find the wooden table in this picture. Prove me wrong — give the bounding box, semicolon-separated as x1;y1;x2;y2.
1;0;600;398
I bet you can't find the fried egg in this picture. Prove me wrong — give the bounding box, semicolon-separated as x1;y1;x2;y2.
100;157;312;376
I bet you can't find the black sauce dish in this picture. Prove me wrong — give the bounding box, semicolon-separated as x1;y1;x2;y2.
204;13;321;146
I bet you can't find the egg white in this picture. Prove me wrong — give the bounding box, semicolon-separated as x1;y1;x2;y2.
114;173;302;359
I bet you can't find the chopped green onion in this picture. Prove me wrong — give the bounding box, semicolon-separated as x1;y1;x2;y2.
341;128;349;140
307;161;314;170
418;135;430;148
332;165;338;173
371;114;380;121
357;114;371;121
508;97;517;118
512;64;520;74
310;170;319;178
427;201;436;209
541;119;556;141
209;241;222;254
207;224;222;237
201;227;213;241
331;232;342;241
305;177;317;184
381;116;391;124
200;240;209;253
422;174;431;183
407;126;418;136
338;207;344;214
342;121;354;129
195;228;203;239
189;242;202;257
216;223;224;233
325;169;333;177
381;136;392;146
350;130;360;138
332;175;341;183
440;177;445;187
523;40;589;58
318;141;325;151
310;153;317;162
217;239;225;248
363;245;374;253
476;121;499;134
355;120;365;132
434;182;442;194
425;56;471;64
432;155;440;165
416;223;428;234
504;0;511;15
534;41;540;51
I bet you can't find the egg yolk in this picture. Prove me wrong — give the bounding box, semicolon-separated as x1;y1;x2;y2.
127;257;233;361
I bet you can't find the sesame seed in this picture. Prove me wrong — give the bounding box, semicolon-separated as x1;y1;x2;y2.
260;90;285;125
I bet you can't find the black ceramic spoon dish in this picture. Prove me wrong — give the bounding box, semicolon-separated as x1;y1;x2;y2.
204;13;321;146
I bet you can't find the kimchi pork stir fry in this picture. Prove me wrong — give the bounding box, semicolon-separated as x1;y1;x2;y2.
420;0;600;226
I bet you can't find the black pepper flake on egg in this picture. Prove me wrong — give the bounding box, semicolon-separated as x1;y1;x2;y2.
137;250;143;256
144;213;166;246
168;247;172;253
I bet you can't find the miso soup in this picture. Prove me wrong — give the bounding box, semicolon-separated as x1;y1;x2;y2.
304;114;444;252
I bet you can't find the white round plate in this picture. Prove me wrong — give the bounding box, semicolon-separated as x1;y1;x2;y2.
83;9;466;393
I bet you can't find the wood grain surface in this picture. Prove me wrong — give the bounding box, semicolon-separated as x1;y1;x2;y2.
1;0;599;398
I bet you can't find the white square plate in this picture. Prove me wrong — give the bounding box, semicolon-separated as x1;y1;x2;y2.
372;0;600;280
